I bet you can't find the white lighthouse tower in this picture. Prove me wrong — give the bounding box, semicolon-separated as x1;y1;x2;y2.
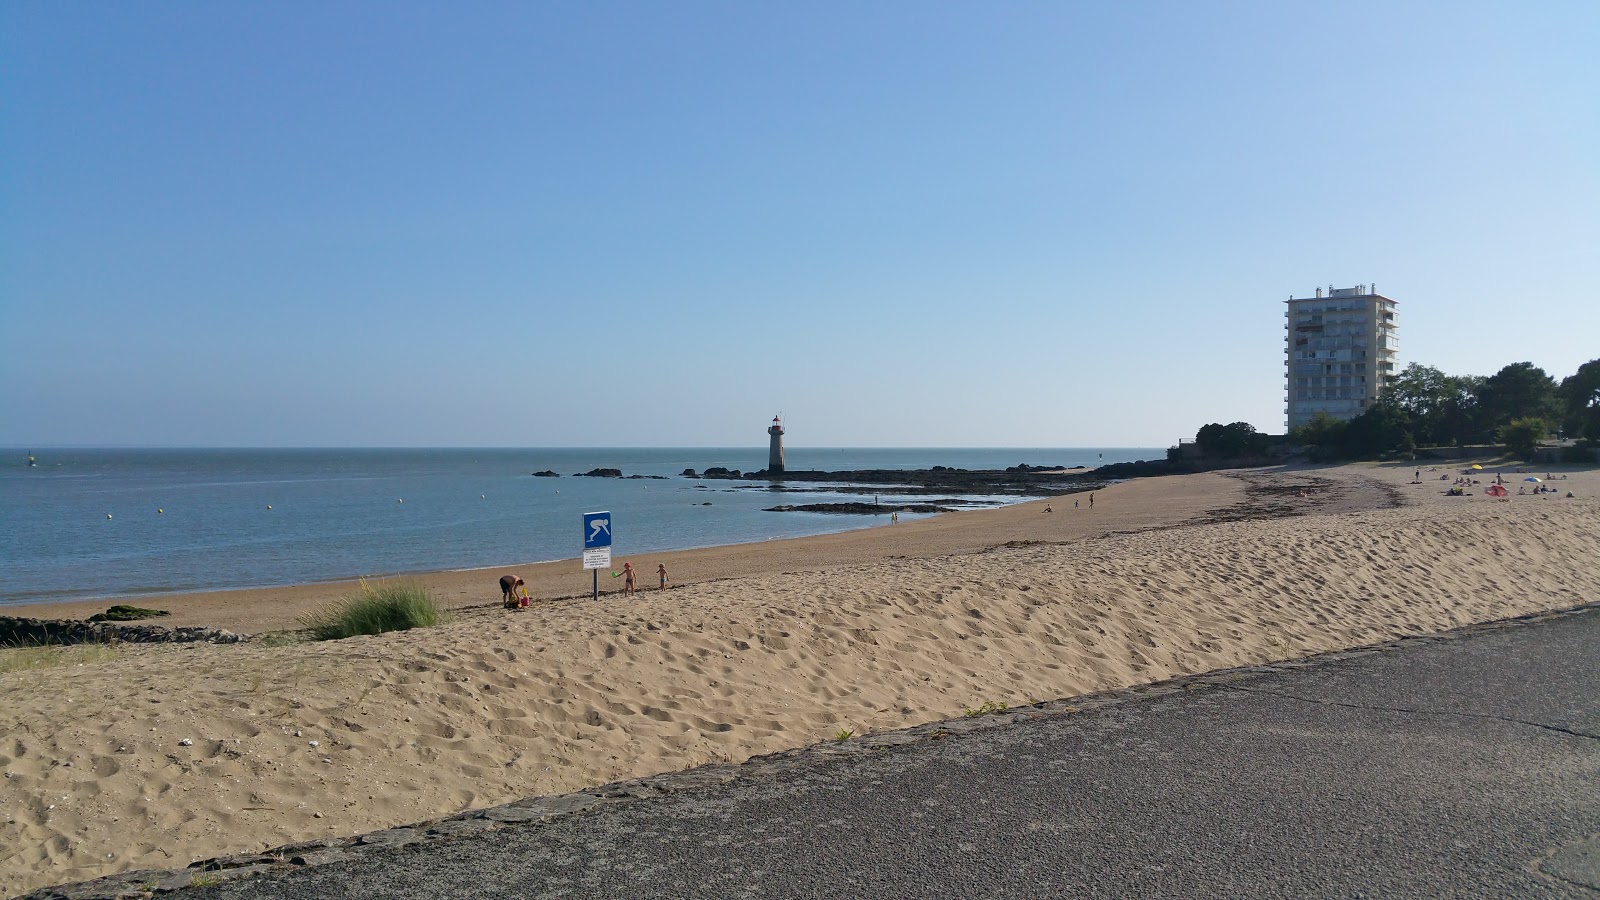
767;415;786;473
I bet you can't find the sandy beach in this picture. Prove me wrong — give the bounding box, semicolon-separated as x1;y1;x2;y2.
3;461;1598;895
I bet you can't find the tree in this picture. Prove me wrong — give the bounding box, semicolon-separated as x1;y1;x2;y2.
1558;359;1600;442
1440;374;1489;445
1383;363;1484;446
1195;421;1268;458
1475;362;1559;435
1288;412;1348;460
1340;398;1414;459
1498;417;1548;460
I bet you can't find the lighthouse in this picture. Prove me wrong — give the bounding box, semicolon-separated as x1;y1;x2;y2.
767;415;786;473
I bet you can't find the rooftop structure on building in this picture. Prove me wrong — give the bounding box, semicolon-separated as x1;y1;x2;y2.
1285;284;1398;431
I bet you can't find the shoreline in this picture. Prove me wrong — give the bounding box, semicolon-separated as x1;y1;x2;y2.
0;461;1118;613
4;468;1246;635
4;462;1598;895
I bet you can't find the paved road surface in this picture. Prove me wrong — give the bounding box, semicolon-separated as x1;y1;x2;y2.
195;609;1600;899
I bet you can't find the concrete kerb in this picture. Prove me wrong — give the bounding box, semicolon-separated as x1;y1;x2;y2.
19;600;1600;900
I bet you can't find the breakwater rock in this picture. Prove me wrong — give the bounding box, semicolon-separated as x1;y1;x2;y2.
0;616;247;647
701;465;1098;497
764;502;956;514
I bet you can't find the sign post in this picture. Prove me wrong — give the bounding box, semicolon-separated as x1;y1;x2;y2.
582;511;612;601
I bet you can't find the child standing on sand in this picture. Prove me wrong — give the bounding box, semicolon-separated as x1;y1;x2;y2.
622;562;636;596
657;563;669;590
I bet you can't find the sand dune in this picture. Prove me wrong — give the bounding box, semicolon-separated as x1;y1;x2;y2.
3;463;1597;895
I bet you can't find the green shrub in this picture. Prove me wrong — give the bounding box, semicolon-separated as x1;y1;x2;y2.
1497;417;1548;460
299;580;447;641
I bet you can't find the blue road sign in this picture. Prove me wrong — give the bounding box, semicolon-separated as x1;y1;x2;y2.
583;511;613;549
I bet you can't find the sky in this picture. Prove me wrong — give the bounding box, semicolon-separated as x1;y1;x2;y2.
2;2;1596;448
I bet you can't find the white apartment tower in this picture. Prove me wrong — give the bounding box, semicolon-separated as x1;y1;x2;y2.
1285;284;1398;430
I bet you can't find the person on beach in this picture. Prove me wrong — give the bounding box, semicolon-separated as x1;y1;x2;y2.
1089;493;1095;509
499;574;526;608
657;563;669;590
622;562;636;596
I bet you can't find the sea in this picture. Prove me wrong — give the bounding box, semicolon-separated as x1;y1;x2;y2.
0;447;1161;607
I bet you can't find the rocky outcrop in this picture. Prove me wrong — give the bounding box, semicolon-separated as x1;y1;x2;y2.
87;604;169;622
574;468;623;478
531;470;560;477
700;465;1096;497
763;503;955;514
0;616;247;647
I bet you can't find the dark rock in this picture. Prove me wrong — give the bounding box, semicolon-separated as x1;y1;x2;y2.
531;470;560;477
0;616;246;648
87;604;169;622
575;468;623;478
764;503;953;514
681;468;698;477
705;466;1092;496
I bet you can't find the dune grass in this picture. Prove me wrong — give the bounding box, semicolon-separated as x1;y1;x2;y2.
0;643;121;674
299;580;448;641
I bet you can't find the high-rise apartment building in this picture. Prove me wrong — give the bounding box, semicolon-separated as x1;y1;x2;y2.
1285;284;1398;430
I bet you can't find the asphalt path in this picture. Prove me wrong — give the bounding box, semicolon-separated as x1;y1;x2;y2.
192;608;1600;899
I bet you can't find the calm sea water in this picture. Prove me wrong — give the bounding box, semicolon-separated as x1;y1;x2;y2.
0;447;1159;606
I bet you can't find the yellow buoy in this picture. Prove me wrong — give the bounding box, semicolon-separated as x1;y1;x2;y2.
157;508;164;514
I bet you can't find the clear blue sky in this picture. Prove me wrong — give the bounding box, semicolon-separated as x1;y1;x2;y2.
2;1;1595;448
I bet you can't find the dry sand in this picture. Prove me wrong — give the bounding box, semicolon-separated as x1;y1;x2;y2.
3;461;1598;894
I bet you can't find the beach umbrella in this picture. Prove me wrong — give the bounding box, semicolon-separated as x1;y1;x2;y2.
1524;476;1541;483
1487;484;1508;497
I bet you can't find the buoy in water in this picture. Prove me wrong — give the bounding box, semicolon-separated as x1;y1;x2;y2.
106;514;112;519
397;498;403;503
157;508;164;514
266;505;273;510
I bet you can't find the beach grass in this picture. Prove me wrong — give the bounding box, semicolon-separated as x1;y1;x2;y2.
299;580;449;641
0;643;121;674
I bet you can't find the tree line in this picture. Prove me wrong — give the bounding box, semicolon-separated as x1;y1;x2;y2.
1187;358;1598;462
